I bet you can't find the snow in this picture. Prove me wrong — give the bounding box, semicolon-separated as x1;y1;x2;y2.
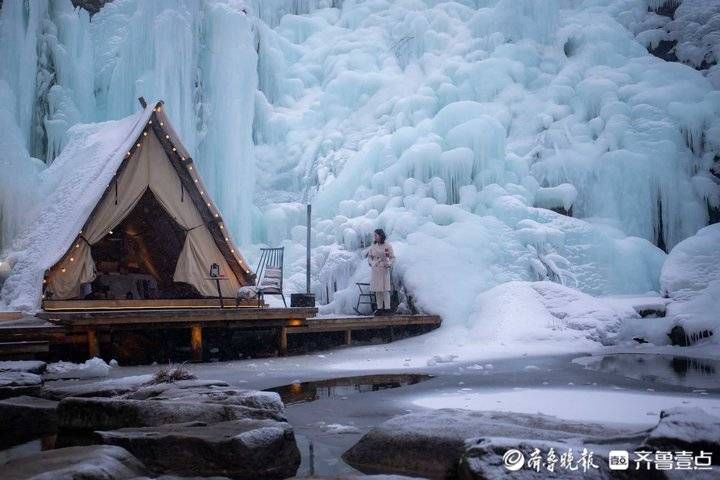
0;0;717;352
0;105;154;310
660;223;720;343
44;357;112;380
412;388;720;428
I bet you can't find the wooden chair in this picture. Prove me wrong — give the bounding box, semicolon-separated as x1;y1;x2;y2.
256;247;286;307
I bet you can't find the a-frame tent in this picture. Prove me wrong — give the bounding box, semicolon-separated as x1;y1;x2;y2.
42;99;254;304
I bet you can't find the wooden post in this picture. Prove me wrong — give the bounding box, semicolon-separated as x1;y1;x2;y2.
87;328;100;358
190;323;203;362
278;327;288;356
344;329;352;346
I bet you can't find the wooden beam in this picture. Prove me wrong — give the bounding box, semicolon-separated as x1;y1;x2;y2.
0;341;49;355
190;323;203;362
87;328;100;358
278;327;288;356
344;329;352;346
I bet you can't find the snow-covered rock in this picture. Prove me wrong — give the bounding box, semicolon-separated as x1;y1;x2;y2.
124;384;285;415
44;357;111;380
660;223;720;344
2;445;147;480
97;419;300;479
57;396;282;432
0;395;58;447
459;437;612;480
41;374;157;400
0;370;42;399
343;409;620;479
642;406;720;456
0;360;46;374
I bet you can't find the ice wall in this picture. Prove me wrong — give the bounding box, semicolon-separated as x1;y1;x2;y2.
0;0;718;331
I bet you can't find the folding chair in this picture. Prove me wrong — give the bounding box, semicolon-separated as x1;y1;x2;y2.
354;282;376;315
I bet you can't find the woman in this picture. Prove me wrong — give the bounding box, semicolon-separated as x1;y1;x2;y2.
367;228;395;315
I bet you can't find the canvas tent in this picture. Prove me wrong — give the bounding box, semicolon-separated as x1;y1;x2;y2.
0;100;253;310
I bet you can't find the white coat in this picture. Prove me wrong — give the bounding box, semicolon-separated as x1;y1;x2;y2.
367;242;394;292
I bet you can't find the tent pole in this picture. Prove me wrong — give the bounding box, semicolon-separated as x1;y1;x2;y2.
306;204;311;294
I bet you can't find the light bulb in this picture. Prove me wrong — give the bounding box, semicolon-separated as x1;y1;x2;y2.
165;135;169;139
143;132;147;136
61;268;66;273
70;257;74;262
136;143;140;147
160;122;164;126
172;147;176;152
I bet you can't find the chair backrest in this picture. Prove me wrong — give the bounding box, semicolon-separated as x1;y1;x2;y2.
256;247;284;290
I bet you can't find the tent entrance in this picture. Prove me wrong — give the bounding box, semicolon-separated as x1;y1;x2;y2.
88;189;201;300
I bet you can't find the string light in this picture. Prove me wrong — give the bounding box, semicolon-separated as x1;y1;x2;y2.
219;225;224;229
108;230;113;235
172;147;176;152
207;203;211;207
188;166;193;170
148;120;152;124
70;257;74;262
194;179;198;183
75;244;80;249
160;122;164;126
143;132;147;136
165;135;170;139
214;213;219;218
61;268;66;273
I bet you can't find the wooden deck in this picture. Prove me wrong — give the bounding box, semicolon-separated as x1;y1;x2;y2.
0;307;441;361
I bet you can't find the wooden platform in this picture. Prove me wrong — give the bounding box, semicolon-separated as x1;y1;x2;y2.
0;307;441;361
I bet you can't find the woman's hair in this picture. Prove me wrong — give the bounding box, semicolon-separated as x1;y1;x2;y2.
374;228;387;244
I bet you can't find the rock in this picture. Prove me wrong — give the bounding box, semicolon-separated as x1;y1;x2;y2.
41;375;156;400
458;437;620;480
0;360;47;374
290;476;425;479
0;371;42;399
642;407;720;464
343;409;624;479
98;419;301;479
3;445;147;480
125;384;285;415
0;395;58;447
42;377;228;400
57;396;282;432
132;476;231;480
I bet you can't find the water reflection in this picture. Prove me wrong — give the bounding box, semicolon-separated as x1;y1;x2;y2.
266;374;433;405
574;354;719;389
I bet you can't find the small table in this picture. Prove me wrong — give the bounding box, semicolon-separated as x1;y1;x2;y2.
205;276;229;308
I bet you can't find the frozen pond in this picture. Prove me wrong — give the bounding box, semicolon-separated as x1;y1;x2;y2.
2;351;718;477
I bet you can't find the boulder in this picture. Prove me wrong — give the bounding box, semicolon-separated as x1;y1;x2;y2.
290;476;425;479
3;445;147;480
0;395;58;446
42;377;229;400
0;371;42;399
125;384;285;415
98;419;301;479
57;396;281;432
41;375;156;400
0;360;47;374
343;409;623;479
458;437;620;480
642;407;720;464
